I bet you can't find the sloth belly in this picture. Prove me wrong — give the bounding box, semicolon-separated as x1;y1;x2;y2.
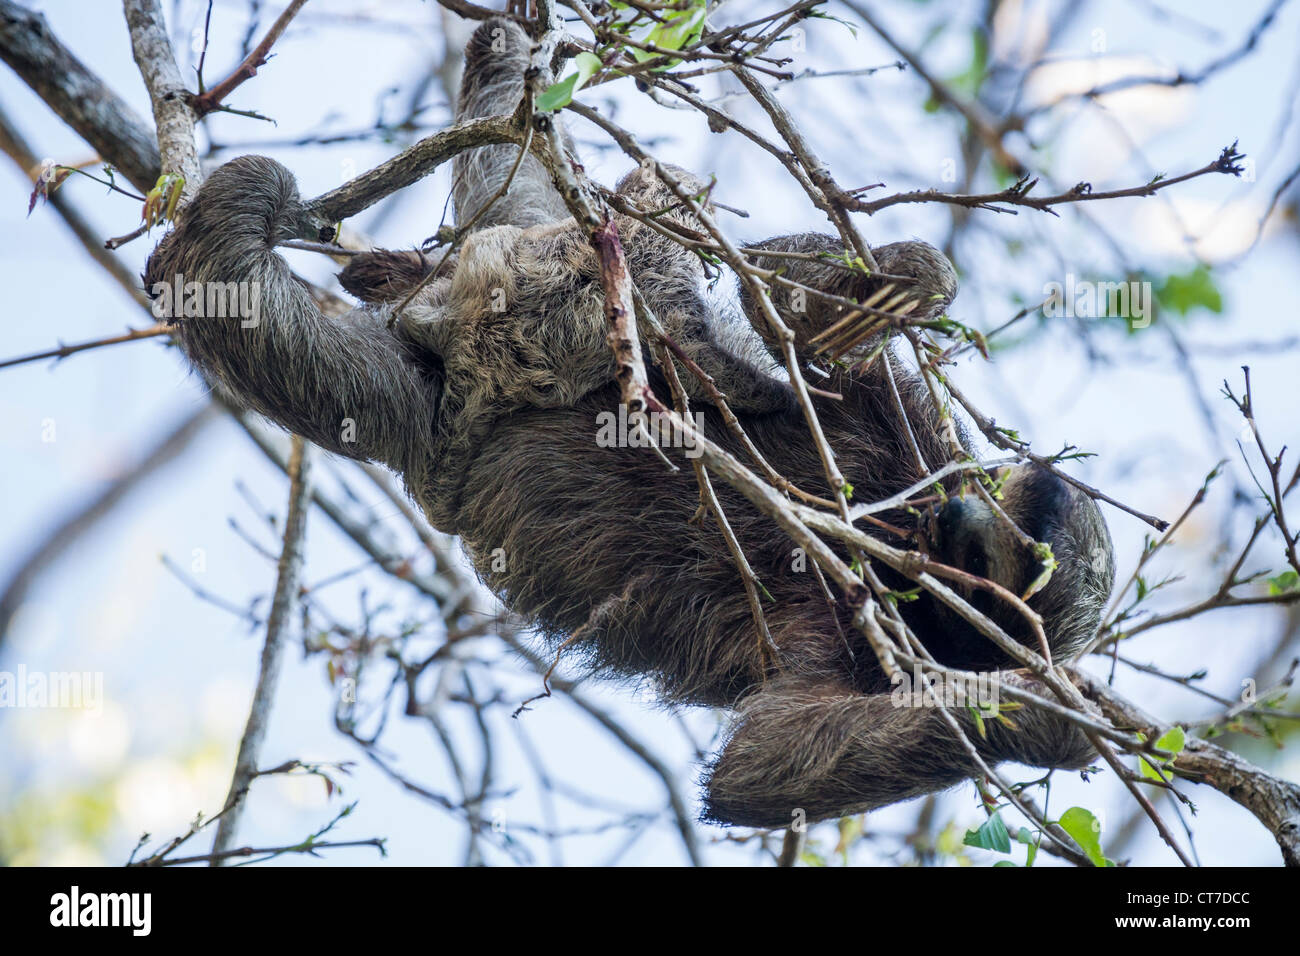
446;385;864;704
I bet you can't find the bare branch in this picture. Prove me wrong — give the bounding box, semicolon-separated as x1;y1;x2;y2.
210;437;313;863
0;0;161;191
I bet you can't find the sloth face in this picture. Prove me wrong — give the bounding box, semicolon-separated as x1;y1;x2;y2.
917;465;1115;671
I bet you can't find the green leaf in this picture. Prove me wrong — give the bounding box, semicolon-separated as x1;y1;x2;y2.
1268;570;1299;595
1155;265;1223;318
1018;827;1040;868
1138;754;1163;781
630;0;707;68
1059;806;1112;866
1139;726;1186;780
536;53;605;112
647;3;706;51
574;51;603;84
1155;726;1186;757
536;74;579;111
963;811;1012;854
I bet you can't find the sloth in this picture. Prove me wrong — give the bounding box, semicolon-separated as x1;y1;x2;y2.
145;19;1114;829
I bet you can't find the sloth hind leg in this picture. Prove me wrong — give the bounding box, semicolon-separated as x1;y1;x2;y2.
701;674;1094;829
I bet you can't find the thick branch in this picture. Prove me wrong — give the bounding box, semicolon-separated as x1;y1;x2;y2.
303;113;519;223
0;0;160;192
122;0;201;197
1077;671;1300;866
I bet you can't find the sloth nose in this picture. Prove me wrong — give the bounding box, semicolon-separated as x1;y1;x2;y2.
929;495;988;556
933;496;970;546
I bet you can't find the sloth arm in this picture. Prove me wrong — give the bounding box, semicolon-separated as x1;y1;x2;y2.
144;156;441;472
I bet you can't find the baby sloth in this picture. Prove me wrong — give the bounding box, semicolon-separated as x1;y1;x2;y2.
145;19;1114;829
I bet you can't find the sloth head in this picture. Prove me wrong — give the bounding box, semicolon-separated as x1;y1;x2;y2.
916;465;1115;670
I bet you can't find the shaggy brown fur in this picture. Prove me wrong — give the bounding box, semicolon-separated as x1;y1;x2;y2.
144;19;1113;830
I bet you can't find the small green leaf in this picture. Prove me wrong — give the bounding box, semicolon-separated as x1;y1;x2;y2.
574;51;603;84
537;51;607;111
630;0;707;68
1017;828;1040;867
536;74;579;111
1155;726;1186;757
944;30;989;99
1138;728;1190;780
1155;265;1223;318
1268;570;1299;595
1059;806;1112;866
1139;725;1186;780
647;3;706;51
963;811;1012;853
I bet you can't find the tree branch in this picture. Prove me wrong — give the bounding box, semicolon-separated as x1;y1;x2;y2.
1077;670;1300;866
0;0;161;192
209;437;313;863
